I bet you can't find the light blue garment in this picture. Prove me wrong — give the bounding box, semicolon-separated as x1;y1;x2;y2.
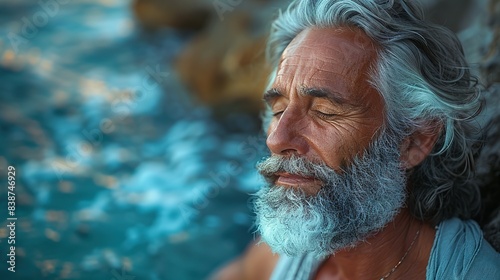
426;218;500;279
270;218;500;280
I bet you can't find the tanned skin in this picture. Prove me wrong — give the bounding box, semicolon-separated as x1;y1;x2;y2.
211;27;440;280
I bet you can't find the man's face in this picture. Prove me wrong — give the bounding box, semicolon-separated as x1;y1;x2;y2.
264;27;385;194
255;27;407;258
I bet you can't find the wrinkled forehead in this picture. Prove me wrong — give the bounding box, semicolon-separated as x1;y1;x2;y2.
279;27;378;76
274;27;381;102
285;26;376;57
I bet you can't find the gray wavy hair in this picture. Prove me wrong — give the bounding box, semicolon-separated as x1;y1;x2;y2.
264;0;482;224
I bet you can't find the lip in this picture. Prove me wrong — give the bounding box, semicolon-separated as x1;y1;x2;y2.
275;172;319;187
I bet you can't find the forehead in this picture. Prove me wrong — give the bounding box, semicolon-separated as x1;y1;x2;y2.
275;27;379;102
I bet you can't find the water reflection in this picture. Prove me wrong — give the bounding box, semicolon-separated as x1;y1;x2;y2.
0;1;266;279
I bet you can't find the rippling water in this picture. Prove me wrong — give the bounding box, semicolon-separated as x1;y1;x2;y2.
0;1;267;279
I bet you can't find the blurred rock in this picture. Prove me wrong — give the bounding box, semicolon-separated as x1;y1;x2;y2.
457;0;500;250
132;0;286;117
482;0;500;86
459;0;500;87
474;84;500;251
423;0;478;32
175;11;271;116
132;0;212;30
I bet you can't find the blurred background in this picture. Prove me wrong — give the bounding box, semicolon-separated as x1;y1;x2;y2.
0;0;498;279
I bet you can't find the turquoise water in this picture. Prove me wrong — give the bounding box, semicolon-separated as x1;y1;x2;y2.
0;1;267;279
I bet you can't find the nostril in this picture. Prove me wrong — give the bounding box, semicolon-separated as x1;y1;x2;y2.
281;149;300;156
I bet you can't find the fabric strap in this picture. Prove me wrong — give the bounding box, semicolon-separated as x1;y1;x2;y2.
426;217;500;280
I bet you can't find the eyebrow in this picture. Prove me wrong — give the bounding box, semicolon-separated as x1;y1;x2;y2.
299;86;349;106
263;86;350;107
263;88;282;105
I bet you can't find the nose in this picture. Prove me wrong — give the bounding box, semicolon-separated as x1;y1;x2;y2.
266;108;309;156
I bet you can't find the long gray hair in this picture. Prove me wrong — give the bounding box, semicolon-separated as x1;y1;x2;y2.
264;0;482;224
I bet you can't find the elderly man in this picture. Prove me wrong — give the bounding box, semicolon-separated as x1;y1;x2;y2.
212;0;500;279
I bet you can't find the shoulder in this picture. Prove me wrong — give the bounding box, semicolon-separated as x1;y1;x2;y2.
210;239;279;280
427;218;500;279
241;240;280;279
464;232;500;279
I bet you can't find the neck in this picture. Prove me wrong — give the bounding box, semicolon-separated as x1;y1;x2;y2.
316;208;436;280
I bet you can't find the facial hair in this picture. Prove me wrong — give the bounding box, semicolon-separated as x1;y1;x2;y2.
254;131;407;259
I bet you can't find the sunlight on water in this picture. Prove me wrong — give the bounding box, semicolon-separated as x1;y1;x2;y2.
0;0;266;279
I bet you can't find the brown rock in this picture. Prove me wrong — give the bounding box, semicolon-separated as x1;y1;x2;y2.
132;0;212;30
132;0;287;116
175;11;273;116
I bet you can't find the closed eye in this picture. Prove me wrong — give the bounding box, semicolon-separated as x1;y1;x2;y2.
272;111;284;117
314;111;337;119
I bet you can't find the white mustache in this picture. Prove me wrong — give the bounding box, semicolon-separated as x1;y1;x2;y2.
257;154;333;184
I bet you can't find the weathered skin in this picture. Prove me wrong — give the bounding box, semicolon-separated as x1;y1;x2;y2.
211;27;440;280
265;27;384;194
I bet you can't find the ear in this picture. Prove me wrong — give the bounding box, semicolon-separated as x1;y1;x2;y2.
400;125;442;169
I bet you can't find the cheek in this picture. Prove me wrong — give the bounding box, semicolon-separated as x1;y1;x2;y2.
308;121;377;169
307;124;355;168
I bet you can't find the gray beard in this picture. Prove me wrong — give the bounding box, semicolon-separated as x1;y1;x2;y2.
254;130;407;259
